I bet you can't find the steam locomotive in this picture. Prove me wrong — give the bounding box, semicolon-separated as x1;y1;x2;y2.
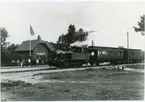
47;46;144;68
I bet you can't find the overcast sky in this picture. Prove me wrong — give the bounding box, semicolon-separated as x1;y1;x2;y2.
0;1;145;50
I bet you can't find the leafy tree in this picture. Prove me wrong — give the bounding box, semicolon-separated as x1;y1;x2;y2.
7;44;19;54
6;44;19;59
1;45;7;61
65;24;76;44
0;27;9;47
76;28;88;41
133;15;145;35
57;24;89;47
1;27;9;62
118;46;124;49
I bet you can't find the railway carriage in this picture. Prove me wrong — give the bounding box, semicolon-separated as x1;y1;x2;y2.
124;49;144;63
88;46;124;66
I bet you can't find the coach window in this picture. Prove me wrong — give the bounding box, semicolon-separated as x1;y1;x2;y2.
40;47;43;52
109;52;112;55
76;48;78;52
91;52;95;56
132;52;134;56
82;48;84;53
108;51;110;55
98;51;100;55
75;47;81;53
38;46;41;52
84;48;88;53
72;48;75;52
84;48;86;53
79;48;81;53
114;52;116;56
98;51;101;55
102;51;105;55
120;52;122;56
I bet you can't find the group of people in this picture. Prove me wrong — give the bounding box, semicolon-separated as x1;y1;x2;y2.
16;58;41;67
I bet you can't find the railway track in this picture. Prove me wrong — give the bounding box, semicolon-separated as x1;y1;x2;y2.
1;63;144;74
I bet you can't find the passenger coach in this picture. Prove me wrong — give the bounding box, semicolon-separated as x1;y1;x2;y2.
88;46;124;66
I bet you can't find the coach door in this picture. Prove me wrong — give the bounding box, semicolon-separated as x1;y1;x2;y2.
90;49;98;61
123;51;128;61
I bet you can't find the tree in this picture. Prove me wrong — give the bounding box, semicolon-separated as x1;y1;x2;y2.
1;27;9;60
133;15;145;35
57;24;89;47
6;44;19;59
7;44;19;53
1;27;11;65
118;46;124;48
77;28;88;41
0;27;9;47
66;24;76;44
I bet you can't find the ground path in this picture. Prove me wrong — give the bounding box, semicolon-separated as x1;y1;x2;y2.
1;64;144;84
1;64;144;101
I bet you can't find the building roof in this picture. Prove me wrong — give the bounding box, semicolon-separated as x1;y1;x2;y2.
15;39;55;52
88;46;142;51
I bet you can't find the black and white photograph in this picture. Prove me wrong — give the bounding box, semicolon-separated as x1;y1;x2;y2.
0;0;145;101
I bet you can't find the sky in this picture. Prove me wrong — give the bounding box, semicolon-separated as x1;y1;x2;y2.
0;0;145;50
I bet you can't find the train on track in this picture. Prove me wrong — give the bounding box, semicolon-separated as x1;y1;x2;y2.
47;46;144;68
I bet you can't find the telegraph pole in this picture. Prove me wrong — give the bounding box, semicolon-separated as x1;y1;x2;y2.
127;31;129;65
143;15;145;44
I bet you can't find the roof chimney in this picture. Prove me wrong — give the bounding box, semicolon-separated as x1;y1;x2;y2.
37;35;41;41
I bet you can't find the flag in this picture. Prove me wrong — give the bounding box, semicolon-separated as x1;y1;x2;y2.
30;25;35;36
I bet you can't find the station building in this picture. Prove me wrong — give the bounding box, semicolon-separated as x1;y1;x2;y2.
15;35;55;61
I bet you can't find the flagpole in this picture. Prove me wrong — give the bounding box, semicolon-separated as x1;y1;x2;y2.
29;39;31;57
127;31;129;65
29;25;35;57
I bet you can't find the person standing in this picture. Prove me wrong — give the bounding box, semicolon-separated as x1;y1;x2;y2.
25;58;28;67
31;58;34;67
28;58;31;66
34;58;36;67
16;59;20;66
21;59;25;67
36;58;39;66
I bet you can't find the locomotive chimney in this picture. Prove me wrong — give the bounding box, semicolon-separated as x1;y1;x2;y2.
92;40;94;46
37;35;41;41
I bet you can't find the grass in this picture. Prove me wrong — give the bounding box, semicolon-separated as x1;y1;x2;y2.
1;68;144;101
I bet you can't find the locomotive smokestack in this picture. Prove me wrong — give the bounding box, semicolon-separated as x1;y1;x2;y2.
92;40;94;46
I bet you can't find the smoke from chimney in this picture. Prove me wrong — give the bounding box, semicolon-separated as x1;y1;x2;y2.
70;30;96;47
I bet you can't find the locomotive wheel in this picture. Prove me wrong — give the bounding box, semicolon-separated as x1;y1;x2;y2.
90;63;93;67
90;62;98;66
90;61;94;66
64;61;70;68
76;63;82;67
93;63;97;66
96;62;100;66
